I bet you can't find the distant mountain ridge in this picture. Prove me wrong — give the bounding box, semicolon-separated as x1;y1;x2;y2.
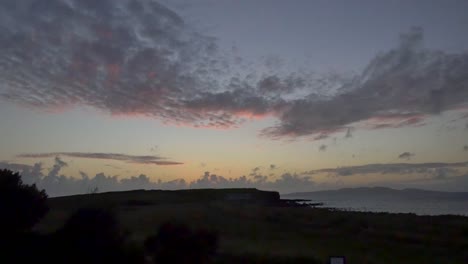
284;187;468;200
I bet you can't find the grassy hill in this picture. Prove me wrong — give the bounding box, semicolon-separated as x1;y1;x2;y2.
35;188;468;263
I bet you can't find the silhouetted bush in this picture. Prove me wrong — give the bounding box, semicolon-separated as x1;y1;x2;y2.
213;253;321;264
0;169;48;234
145;221;219;264
54;208;143;264
126;199;154;206
1;232;53;263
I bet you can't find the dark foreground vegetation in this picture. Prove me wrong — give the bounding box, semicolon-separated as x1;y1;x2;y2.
1;169;467;263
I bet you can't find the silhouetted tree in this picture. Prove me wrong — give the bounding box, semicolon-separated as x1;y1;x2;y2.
0;169;49;263
0;169;48;234
145;221;219;264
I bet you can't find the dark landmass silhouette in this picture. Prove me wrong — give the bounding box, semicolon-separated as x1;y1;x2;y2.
1;169;468;263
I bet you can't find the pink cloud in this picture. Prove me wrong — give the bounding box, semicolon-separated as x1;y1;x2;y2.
363;114;427;129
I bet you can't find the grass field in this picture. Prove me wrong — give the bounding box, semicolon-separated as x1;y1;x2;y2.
35;189;468;264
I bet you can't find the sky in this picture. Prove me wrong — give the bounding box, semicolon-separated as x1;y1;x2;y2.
0;0;468;196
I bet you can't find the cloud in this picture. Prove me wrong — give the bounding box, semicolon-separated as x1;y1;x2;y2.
150;145;158;153
17;152;183;165
304;161;468;177
48;156;68;178
190;171;315;193
398;152;415;160
363;114;427;130
314;133;330;141
2;159;468;196
432;167;458;180
0;0;289;130
0;160;187;196
256;74;307;95
248;166;262;177
0;0;226;125
345;127;354;138
104;164;122;170
260;27;468;138
191;171;252;189
265;173;315;193
0;3;466;139
0;160;316;196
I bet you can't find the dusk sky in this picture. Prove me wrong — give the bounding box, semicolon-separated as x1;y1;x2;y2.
1;0;468;196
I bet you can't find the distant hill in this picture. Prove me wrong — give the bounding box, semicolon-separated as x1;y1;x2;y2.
283;187;468;200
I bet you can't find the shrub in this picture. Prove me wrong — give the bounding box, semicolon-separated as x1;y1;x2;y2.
54;208;142;264
145;221;219;264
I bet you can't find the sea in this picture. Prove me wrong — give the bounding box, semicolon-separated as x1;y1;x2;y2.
283;195;468;216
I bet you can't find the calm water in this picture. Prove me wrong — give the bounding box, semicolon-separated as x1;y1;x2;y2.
284;196;468;216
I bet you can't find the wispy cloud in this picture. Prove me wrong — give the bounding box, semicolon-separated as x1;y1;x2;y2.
17;152;183;165
398;152;415;160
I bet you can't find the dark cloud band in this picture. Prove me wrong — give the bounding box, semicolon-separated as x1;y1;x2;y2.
17;152;183;165
303;161;468;177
